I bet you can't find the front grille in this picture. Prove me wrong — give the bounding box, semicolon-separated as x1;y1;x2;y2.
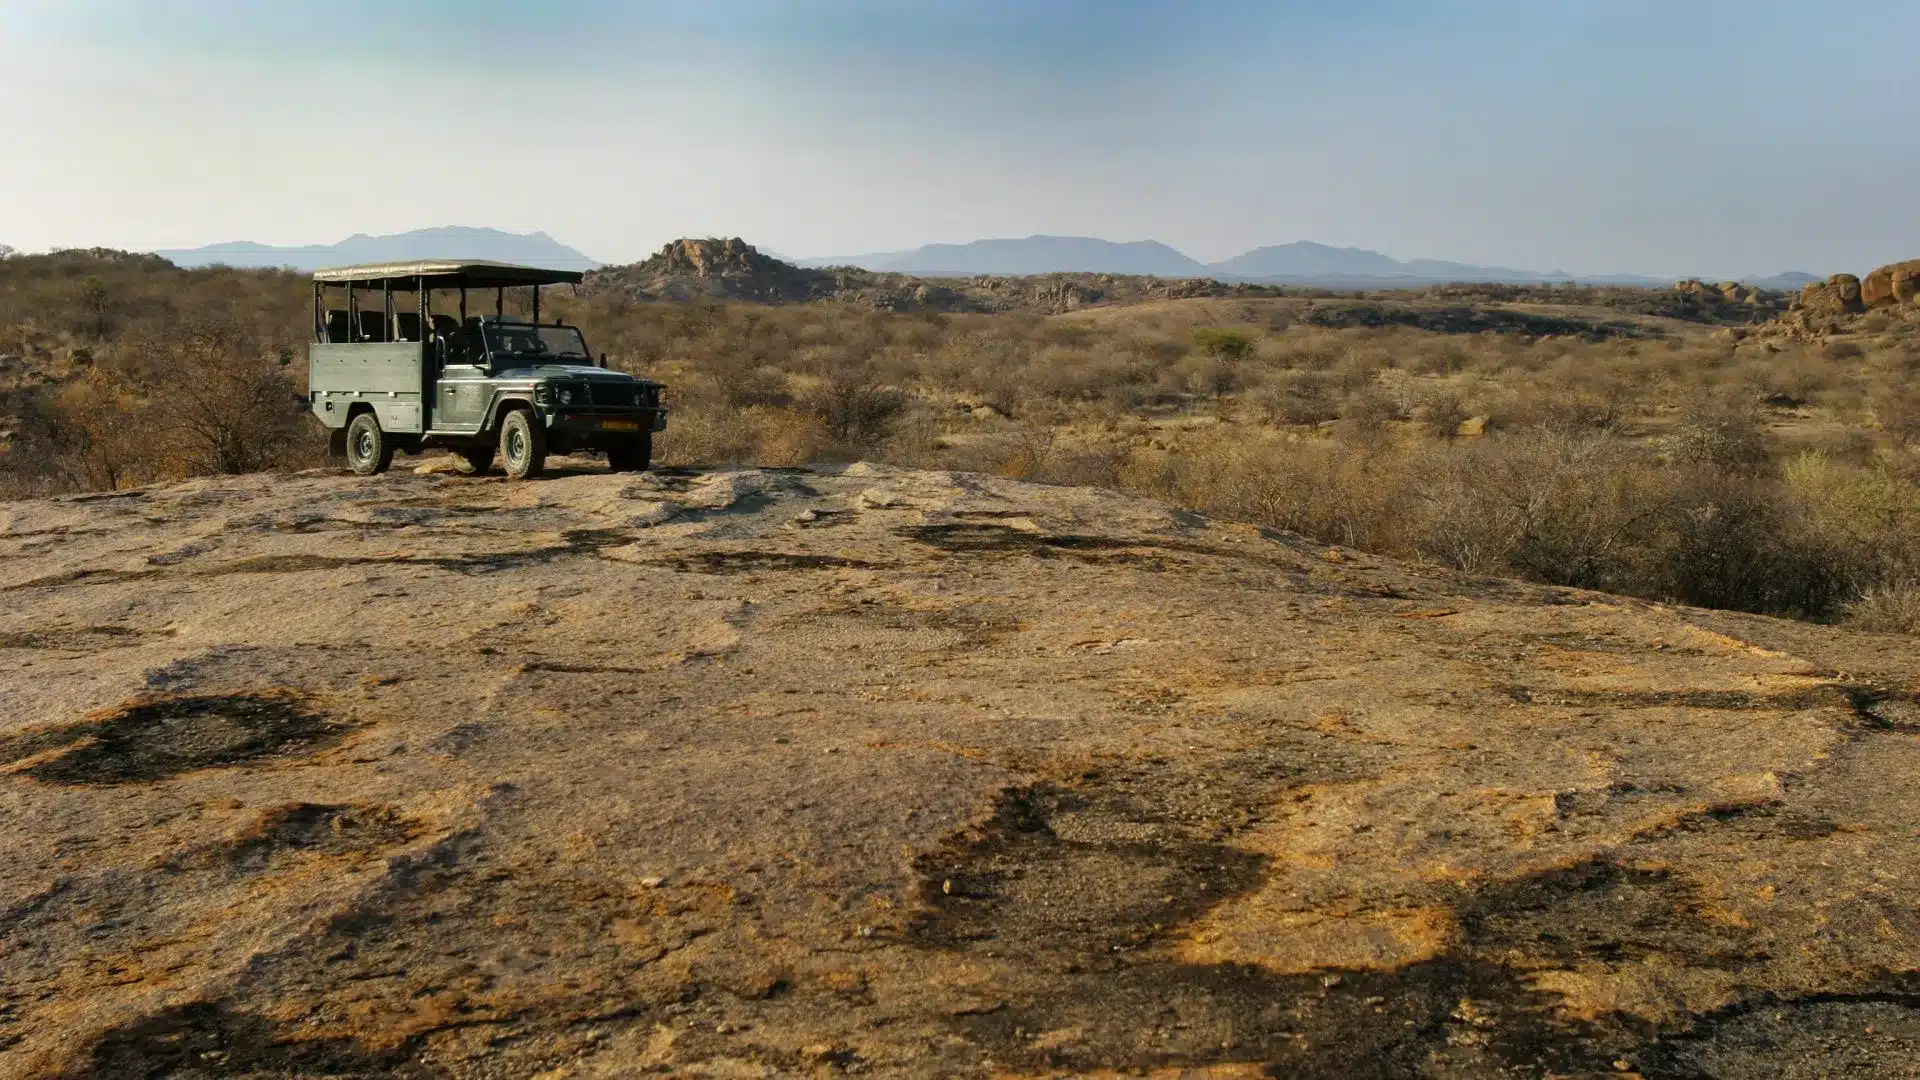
583;383;659;408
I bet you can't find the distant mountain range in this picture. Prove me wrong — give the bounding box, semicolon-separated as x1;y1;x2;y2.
155;226;600;272
798;235;1819;289
799;236;1210;278
148;227;1820;289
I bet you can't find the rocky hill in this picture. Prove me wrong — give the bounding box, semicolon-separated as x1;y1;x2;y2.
581;237;1293;314
3;462;1919;1077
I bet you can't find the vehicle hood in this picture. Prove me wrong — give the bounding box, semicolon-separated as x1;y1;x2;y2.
494;364;659;384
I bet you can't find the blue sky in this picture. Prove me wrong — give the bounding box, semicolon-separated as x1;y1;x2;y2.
2;0;1916;276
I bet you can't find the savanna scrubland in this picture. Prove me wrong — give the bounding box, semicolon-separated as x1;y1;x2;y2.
4;247;1918;632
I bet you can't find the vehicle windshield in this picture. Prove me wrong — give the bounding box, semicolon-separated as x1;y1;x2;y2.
481;322;589;363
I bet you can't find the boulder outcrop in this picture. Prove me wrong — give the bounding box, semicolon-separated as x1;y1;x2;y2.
1798;272;1865;316
3;464;1918;1077
1863;259;1920;309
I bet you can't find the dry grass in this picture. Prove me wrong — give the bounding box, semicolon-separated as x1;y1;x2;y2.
5;249;1920;628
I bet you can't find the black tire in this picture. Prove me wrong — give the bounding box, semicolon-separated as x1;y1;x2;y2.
606;433;653;473
499;408;546;480
346;412;393;476
459;443;495;475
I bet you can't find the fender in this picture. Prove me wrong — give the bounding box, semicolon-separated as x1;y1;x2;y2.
480;392;538;435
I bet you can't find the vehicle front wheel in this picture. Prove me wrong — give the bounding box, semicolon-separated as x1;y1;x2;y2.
346;412;393;476
499;409;546;480
606;433;653;473
459;443;495;475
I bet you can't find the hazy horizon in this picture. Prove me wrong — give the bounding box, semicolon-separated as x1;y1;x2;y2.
5;0;1917;279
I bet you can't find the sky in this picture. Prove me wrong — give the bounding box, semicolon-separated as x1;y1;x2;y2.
2;0;1917;278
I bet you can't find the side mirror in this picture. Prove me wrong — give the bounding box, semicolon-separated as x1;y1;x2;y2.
599;351;608;369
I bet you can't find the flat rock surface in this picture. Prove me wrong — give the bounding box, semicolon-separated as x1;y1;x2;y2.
2;461;1918;1079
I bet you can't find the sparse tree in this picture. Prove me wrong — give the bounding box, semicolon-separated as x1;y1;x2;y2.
1192;328;1254;412
79;276;112;338
1192;327;1254;363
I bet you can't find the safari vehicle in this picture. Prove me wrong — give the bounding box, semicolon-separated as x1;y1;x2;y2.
307;260;667;478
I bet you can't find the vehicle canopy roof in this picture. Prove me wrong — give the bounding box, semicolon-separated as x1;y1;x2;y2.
310;260;584;289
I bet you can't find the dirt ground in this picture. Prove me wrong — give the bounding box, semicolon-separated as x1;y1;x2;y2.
2;461;1917;1078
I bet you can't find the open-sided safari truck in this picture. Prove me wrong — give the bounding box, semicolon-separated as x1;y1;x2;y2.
308;260;667;478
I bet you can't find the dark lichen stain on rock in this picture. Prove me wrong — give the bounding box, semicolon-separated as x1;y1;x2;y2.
906;776;1917;1079
57;1001;428;1080
226;803;419;869
1;694;349;785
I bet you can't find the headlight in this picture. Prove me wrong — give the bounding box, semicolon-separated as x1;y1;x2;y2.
557;388;573;405
632;388;645;405
534;384;553;405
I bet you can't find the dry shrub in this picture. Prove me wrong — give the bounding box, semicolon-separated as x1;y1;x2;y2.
39;369;149;491
1125;430;1405;551
797;366;909;454
1874;387;1920;448
1755;352;1841;405
658;404;822;468
1845;581;1920;635
1245;372;1338;425
1498;385;1616;434
1338;385;1401;440
1664;397;1771;470
144;324;309;476
1781;452;1920;591
1651;468;1839;615
1407;431;1664;586
1415;388;1471;439
988;423;1061;481
1038;437;1133;489
1806;427;1880;466
4;320;309;490
708;357;792;409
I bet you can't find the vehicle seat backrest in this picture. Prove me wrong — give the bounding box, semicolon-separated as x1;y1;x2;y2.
429;314;460;339
324;310;351;343
393;312;422;342
356;310;386;342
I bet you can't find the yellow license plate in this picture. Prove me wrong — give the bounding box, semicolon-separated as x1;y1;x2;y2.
599;419;640;431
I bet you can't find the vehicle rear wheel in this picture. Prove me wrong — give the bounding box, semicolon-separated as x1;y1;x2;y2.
499;409;546;480
346;412;393;476
606;433;653;473
459;443;495;475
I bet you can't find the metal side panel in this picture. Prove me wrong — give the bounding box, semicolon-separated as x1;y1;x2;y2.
308;342;426;433
373;400;423;432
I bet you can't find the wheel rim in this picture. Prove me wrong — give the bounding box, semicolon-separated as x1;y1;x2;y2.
353;428;374;464
506;426;525;466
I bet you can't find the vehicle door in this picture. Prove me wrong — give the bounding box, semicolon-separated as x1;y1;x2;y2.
433;334;488;432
